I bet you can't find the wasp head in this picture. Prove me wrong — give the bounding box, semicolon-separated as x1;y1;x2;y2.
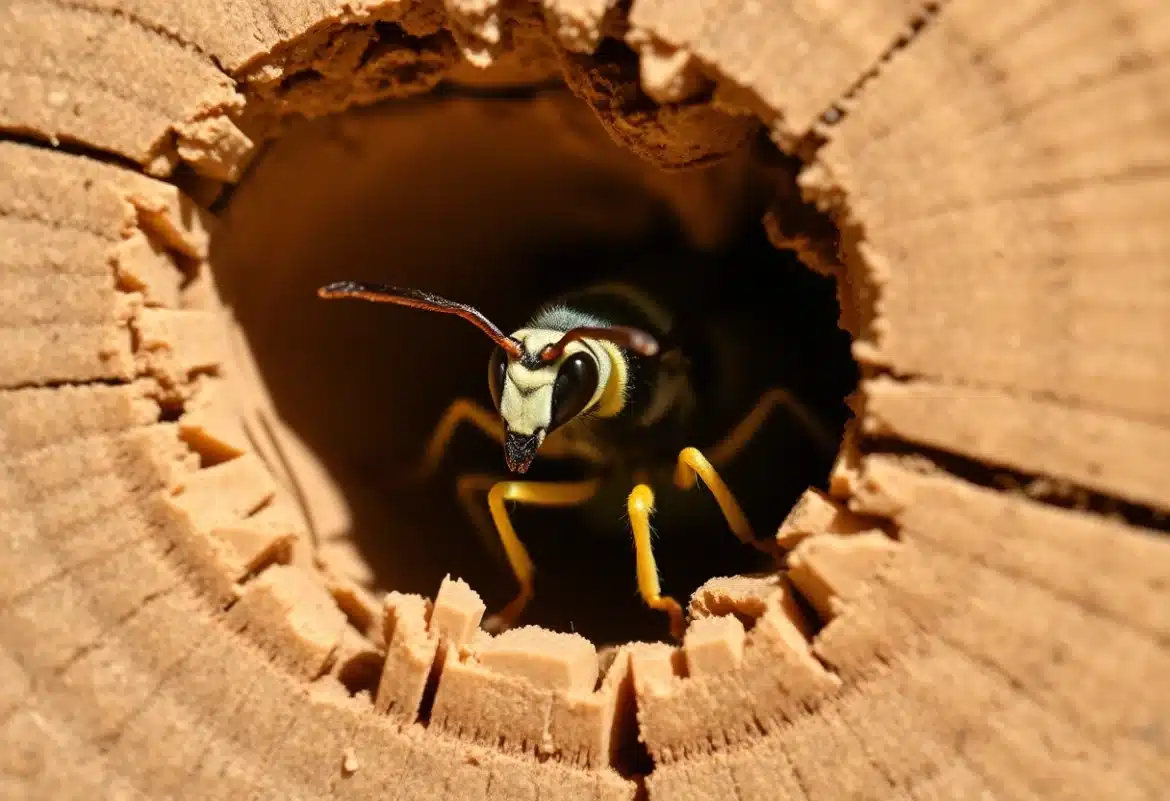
488;328;606;473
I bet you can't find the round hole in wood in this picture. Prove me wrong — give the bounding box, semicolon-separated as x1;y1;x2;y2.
209;90;858;645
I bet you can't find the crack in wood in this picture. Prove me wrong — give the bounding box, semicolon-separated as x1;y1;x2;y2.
0;125;154;176
867;437;1169;533
43;0;230;73
3;1;1167;797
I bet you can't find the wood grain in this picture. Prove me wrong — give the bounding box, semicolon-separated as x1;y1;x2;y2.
1;0;1167;799
809;0;1170;426
864;376;1170;511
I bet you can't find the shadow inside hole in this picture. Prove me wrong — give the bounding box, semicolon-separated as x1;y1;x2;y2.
209;93;857;645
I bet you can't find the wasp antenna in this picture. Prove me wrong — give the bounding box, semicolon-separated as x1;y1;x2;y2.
318;280;523;358
540;325;660;363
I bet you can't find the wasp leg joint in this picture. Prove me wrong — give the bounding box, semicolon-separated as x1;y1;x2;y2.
411;397;505;481
675;447;778;558
707;387;838;468
478;477;600;632
455;473;507;566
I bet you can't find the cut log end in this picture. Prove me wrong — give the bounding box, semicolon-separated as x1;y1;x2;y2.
2;0;1167;799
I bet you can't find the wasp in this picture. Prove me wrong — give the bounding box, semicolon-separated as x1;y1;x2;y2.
318;262;839;639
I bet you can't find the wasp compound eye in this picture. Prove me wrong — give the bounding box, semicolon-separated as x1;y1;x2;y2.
550;352;598;430
487;347;508;410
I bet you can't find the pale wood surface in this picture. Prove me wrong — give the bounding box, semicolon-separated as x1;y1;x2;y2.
1;0;1167;799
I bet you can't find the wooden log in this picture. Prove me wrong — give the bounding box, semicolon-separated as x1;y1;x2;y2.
1;0;1166;799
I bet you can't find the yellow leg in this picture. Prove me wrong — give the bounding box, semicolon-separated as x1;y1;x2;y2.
542;426;606;465
627;484;686;640
411;398;504;480
674;447;777;557
455;473;506;562
458;471;605;580
411;397;604;481
465;477;600;631
705;387;837;469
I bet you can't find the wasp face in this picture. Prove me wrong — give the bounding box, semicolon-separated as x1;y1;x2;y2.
488;329;607;473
